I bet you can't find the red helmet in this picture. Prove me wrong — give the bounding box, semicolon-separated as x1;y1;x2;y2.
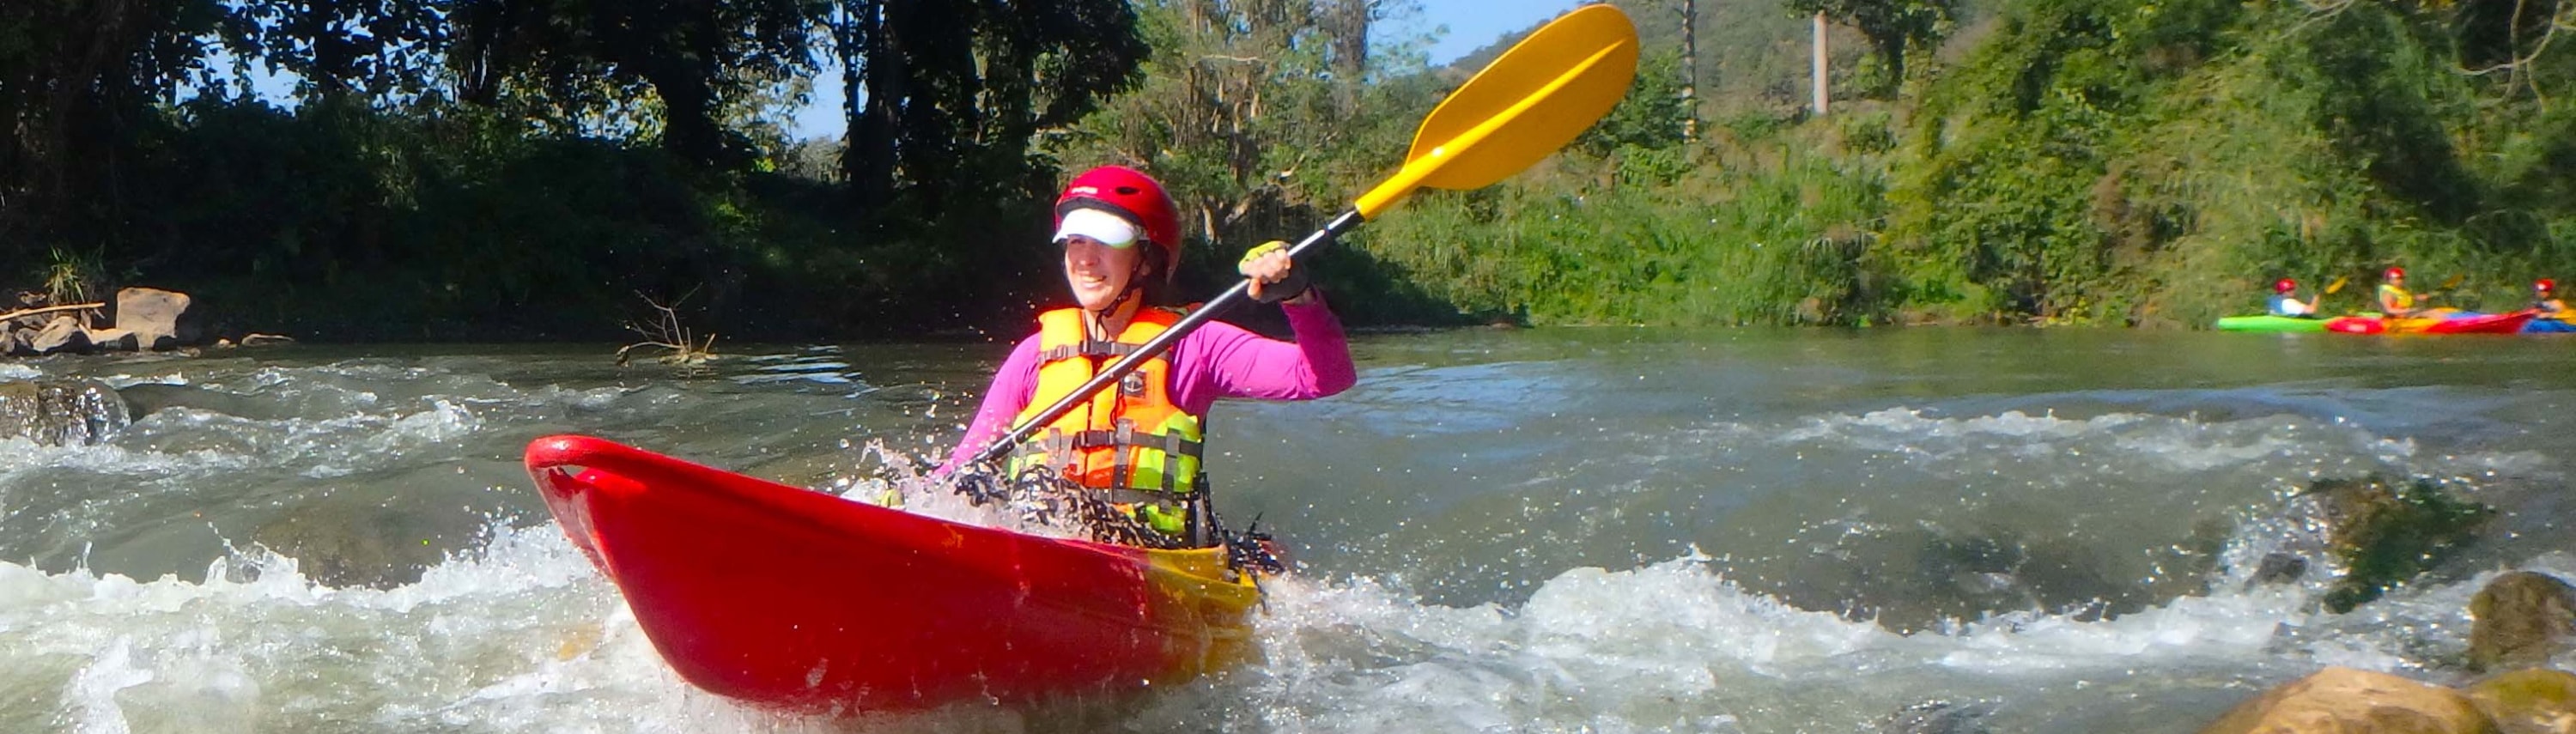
2274;278;2297;294
1054;166;1181;279
2539;278;2556;293
2384;266;2405;279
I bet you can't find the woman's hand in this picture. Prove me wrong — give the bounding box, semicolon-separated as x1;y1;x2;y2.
1239;240;1313;304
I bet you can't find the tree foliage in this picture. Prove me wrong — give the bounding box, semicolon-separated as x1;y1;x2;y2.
1;0;230;256
832;0;1147;215
444;0;825;166
1058;0;1422;260
1785;0;1959;90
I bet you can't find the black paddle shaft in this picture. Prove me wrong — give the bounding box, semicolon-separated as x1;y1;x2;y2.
969;209;1366;465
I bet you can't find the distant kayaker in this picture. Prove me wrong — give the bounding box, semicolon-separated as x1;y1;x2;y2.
939;165;1356;548
2533;279;2567;315
2378;267;2426;318
2268;278;2316;318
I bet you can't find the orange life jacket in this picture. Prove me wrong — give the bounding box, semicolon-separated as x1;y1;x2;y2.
1006;307;1206;505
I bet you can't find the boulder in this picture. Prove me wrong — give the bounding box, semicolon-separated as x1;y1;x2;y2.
113;287;196;349
2469;572;2576;673
2466;669;2576;734
29;315;89;355
251;483;501;590
85;326;138;352
2306;475;2494;613
2250;552;2311;587
1875;700;1995;734
2197;667;2496;734
0;379;131;445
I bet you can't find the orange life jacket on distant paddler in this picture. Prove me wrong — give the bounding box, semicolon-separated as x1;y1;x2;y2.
1006;307;1207;523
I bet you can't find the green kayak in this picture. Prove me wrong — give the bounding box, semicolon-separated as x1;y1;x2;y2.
2215;315;2328;332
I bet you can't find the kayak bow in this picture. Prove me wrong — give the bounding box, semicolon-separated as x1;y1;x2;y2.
2215;315;2328;333
524;435;1262;713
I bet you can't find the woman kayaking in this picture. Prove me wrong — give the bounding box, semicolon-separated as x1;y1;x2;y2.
938;165;1357;548
2378;266;2427;318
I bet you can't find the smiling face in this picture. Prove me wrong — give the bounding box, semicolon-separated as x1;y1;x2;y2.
1063;235;1146;312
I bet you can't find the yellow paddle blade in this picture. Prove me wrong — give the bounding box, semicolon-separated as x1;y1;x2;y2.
2324;276;2348;294
1352;4;1639;218
2439;273;2465;290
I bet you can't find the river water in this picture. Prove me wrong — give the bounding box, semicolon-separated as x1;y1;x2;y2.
3;327;2573;732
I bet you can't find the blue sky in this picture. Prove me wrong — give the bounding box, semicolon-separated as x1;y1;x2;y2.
1413;0;1584;67
784;0;1583;140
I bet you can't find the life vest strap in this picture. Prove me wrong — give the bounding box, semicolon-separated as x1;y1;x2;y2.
1101;486;1205;507
1110;420;1134;498
1051;428;1205;458
1039;339;1142;361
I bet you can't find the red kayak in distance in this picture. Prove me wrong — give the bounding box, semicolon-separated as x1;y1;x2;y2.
523;435;1264;713
2324;311;2537;335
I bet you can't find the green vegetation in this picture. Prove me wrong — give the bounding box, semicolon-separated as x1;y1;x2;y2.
1;0;2570;337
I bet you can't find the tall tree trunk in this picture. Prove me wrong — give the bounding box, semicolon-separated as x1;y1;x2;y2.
1681;0;1697;142
643;58;724;166
1327;0;1370;112
6;0;145;255
1812;12;1829;116
841;0;897;209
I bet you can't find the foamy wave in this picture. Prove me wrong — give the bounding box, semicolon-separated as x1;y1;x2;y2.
1772;408;2324;470
0;523;841;733
1234;549;2440;731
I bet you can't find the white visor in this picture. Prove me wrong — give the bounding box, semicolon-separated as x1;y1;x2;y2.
1053;208;1141;249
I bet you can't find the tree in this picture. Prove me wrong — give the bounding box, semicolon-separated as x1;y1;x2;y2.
831;0;1146;215
1785;0;1954;90
0;0;235;256
240;0;447;103
1577;48;1690;156
1062;0;1425;253
445;0;826;166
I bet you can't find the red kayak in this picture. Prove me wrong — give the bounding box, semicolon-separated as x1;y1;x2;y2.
523;435;1264;713
2324;311;2537;335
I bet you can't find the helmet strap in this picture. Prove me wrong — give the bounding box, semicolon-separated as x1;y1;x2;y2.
1082;257;1154;338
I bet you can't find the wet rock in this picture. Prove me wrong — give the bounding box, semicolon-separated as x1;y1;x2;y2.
1733;515;2217;634
2465;669;2576;734
1875;700;1996;734
2250;552;2310;587
2469;572;2576;673
251;486;497;590
114;287;197;349
30;315;88;355
0;379;131;445
84;326;137;351
2196;667;2493;734
2306;475;2494;613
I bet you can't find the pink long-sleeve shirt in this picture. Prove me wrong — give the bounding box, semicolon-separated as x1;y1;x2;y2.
939;294;1358;473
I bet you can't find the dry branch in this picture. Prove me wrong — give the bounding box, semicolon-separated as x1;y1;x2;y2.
0;302;106;324
615;294;718;372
